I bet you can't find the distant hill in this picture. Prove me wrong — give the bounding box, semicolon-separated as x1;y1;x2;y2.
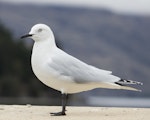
0;3;150;98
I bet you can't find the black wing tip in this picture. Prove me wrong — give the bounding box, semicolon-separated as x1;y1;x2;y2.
116;79;143;85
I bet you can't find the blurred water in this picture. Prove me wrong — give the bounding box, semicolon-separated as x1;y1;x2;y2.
0;97;148;108
86;97;150;108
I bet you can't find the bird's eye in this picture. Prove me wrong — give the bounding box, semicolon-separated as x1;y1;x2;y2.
38;28;43;33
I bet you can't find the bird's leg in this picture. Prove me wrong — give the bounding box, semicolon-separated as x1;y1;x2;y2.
50;93;68;116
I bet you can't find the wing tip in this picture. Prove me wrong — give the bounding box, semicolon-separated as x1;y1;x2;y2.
116;79;143;85
115;79;143;92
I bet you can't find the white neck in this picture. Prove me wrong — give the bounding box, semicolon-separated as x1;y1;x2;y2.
35;36;56;48
32;37;57;61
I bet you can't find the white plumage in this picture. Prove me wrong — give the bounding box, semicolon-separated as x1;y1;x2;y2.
21;23;142;115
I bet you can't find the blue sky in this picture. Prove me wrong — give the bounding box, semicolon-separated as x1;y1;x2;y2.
2;0;150;15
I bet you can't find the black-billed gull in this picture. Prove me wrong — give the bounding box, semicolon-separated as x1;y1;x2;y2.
21;24;143;116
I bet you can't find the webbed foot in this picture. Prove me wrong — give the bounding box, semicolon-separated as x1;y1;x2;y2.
50;111;66;116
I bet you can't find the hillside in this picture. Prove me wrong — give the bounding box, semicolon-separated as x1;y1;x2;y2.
0;3;150;99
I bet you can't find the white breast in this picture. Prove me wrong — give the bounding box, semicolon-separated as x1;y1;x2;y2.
31;42;60;89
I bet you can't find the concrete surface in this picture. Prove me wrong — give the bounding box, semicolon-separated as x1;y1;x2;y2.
0;105;149;120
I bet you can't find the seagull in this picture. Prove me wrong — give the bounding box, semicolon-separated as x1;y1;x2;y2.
21;24;143;116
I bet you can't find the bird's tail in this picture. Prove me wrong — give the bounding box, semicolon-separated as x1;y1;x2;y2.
115;79;143;92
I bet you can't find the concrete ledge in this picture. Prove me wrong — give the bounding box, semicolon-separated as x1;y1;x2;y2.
0;105;149;120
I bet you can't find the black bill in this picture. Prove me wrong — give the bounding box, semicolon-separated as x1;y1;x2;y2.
21;34;33;39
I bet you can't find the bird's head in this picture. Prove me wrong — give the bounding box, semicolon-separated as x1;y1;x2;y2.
21;24;54;42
